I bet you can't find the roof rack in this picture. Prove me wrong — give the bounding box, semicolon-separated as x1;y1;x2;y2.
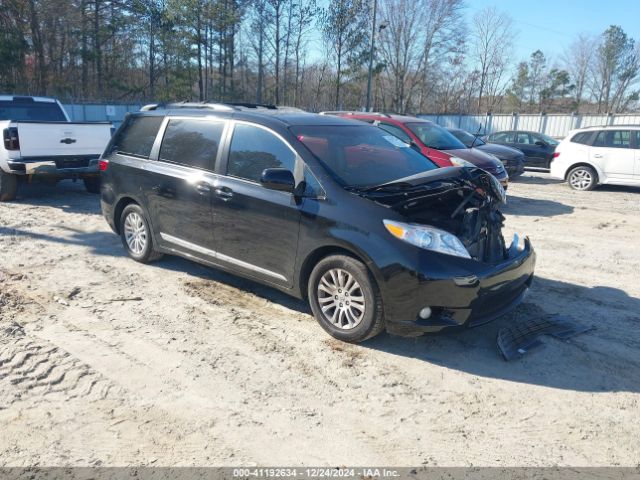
140;101;290;112
319;110;391;118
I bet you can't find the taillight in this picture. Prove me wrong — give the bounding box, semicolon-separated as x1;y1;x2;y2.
98;159;109;171
3;127;20;151
553;152;560;158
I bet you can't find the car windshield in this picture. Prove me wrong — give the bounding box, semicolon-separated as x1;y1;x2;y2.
291;124;439;189
405;122;467;150
538;133;559;146
0;101;67;121
450;129;485;148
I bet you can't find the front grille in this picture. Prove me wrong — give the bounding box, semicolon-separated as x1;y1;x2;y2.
54;157;92;169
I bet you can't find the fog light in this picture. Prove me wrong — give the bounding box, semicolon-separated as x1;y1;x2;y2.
419;307;432;320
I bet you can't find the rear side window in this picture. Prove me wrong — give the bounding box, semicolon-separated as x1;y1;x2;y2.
571;132;593;145
227;123;296;183
0;100;67;121
491;132;512;143
111;116;163;158
159;119;224;170
515;133;532;144
593;130;630;149
378;123;412;144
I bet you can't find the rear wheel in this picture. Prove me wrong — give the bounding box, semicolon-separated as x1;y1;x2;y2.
0;170;18;201
567;165;597;191
119;204;163;263
308;255;384;343
84;177;101;194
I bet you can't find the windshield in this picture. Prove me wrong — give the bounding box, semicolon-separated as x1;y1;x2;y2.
405;122;467;150
449;129;485;148
291;124;439;188
0;101;67;121
538;133;559;146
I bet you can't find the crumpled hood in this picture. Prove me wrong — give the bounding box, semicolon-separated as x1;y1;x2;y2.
356;167;507;263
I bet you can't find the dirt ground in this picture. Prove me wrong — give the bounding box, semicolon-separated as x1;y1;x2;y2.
0;171;639;467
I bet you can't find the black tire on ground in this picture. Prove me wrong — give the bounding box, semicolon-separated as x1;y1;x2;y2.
308;254;385;343
567;165;598;191
119;203;163;263
84;177;101;194
0;170;18;202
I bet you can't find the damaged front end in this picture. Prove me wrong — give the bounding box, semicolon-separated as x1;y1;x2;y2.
356;167;511;264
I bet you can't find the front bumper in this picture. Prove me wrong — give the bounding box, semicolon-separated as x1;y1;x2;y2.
384;238;536;337
503;158;525;177
6;157;100;178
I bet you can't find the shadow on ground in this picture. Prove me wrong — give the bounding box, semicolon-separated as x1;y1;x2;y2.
502;195;574;217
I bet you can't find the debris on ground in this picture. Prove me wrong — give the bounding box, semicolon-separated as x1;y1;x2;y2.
497;313;595;361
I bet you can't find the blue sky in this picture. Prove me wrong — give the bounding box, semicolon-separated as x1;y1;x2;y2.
467;0;640;63
309;0;640;66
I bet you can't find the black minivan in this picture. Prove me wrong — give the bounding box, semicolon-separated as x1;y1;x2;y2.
100;103;536;343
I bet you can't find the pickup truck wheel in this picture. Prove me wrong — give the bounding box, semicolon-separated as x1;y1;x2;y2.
567;166;597;191
0;171;18;201
119;204;163;263
83;177;101;194
308;255;385;343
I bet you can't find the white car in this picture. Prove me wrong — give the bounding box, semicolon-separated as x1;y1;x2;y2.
550;125;640;190
1;95;113;201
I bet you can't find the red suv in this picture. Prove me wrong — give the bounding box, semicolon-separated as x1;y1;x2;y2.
324;112;509;188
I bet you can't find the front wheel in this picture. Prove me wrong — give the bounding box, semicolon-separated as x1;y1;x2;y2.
567;165;597;191
0;170;18;201
119;204;163;263
308;255;385;343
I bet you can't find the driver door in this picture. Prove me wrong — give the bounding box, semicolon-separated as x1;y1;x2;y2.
211;122;302;287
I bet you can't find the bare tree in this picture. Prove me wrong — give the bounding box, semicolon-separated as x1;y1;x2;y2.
562;33;596;112
470;6;515;113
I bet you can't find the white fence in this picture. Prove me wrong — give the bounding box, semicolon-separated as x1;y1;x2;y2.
61;104;640;138
417;113;640;138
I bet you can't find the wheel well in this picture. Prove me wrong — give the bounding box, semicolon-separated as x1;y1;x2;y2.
112;197;138;234
298;246;374;300
565;163;599;182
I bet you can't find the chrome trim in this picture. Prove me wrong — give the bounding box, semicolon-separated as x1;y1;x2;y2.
160;233;287;282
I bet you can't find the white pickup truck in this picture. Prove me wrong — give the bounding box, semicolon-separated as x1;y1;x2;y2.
0;95;113;201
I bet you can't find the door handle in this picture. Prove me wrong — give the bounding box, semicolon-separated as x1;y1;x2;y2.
195;182;211;194
593;154;604;158
214;186;234;200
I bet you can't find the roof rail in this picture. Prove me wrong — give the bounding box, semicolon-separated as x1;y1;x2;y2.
319;110;391;118
139;101;295;112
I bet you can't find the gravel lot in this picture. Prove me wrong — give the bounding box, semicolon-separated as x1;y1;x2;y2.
1;172;639;467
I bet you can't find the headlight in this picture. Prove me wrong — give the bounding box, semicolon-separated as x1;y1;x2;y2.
383;220;471;259
488;174;507;204
449;156;474;168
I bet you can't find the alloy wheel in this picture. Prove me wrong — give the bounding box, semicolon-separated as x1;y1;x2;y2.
123;212;147;255
569;169;593;190
317;268;365;330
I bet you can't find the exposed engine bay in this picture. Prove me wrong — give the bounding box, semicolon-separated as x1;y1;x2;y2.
354;167;508;263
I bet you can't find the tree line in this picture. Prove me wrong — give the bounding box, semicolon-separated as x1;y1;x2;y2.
1;0;639;114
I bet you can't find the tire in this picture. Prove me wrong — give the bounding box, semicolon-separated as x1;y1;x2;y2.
567;165;597;191
0;170;18;202
308;254;385;343
119;204;163;263
84;177;101;194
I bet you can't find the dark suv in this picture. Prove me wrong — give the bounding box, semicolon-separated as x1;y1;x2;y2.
100;103;536;343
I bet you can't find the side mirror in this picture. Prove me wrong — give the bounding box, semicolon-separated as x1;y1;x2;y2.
260;168;295;193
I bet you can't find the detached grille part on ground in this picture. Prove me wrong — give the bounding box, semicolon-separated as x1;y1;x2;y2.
497;314;595;361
